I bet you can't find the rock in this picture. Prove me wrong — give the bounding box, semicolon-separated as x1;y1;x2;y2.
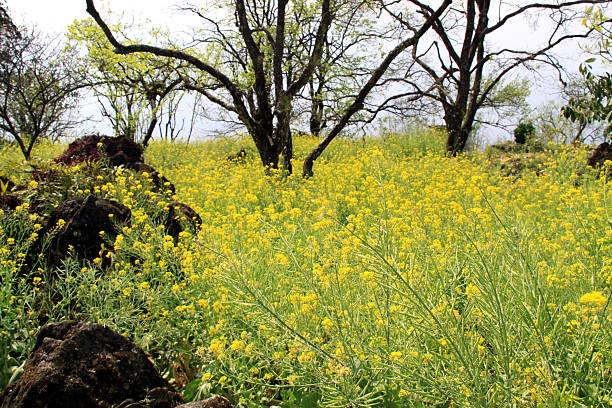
498;153;542;177
126;162;176;195
0;321;183;408
31;167;62;184
0;194;21;211
163;201;202;241
487;141;524;155
46;195;131;267
176;396;234;408
54;135;144;167
226;149;247;164
53;134;105;165
54;135;175;195
587;142;612;174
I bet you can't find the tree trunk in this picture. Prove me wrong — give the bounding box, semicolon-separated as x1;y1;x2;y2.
124;103;136;141
445;125;470;156
309;92;324;136
258;145;280;171
274;93;293;175
281;128;293;175
309;102;324;137
15;136;30;161
251;128;280;174
141;116;158;147
444;107;471;156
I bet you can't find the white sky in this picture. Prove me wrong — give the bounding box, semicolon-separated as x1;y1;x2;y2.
3;0;597;143
6;0;184;33
5;0;216;137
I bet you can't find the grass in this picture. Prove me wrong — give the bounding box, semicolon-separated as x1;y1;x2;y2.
1;132;611;407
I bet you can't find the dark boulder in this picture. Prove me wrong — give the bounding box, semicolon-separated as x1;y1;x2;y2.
587;142;612;174
126;162;176;195
163;201;202;241
31;167;63;184
54;135;144;167
226;149;247;164
0;321;183;408
46;195;131;267
176;396;234;408
54;135;174;194
0;194;21;211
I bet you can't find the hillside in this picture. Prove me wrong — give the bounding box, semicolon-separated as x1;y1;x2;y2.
1;133;610;407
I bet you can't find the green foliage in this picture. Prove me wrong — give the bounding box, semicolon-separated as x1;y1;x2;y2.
378;119;447;156
485;142;592;181
531;99;605;145
0;206;48;389
483;77;531;116
562;64;612;139
514;122;535;145
67;18;185;143
562;7;612;140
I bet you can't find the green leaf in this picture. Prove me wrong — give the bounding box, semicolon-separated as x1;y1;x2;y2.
183;378;202;401
299;392;321;408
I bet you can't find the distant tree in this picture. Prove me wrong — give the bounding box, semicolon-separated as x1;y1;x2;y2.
563;67;612;140
86;0;451;176
0;3;9;26
0;3;17;35
68;19;187;146
383;0;609;155
530;75;604;144
514;122;535;145
0;28;87;160
534;100;598;144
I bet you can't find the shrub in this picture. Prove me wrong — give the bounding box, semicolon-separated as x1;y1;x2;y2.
514;122;535;144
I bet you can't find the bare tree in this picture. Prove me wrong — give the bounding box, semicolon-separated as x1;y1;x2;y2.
156;91;202;144
287;0;399;137
87;0;335;174
380;0;609;155
86;0;451;176
68;19;187;146
301;0;452;176
0;28;87;160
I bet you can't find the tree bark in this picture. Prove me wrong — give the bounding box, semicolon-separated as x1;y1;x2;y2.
309;97;324;136
142;116;158;147
445;124;470;155
282;128;293;175
251;128;280;173
443;106;471;155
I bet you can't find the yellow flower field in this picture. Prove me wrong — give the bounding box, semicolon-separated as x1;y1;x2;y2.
1;133;611;406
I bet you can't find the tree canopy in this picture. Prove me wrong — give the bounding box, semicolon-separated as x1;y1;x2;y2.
383;0;609;154
68;18;186;145
85;0;451;176
563;6;612;139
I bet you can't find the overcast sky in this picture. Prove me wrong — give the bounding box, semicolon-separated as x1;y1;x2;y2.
5;0;217;137
4;0;595;143
6;0;184;33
